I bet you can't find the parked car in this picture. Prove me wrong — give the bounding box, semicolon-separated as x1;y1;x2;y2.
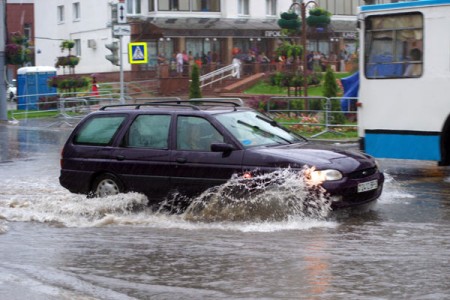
59;99;384;211
6;79;17;101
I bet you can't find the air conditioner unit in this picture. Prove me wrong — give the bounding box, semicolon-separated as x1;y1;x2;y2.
88;39;97;49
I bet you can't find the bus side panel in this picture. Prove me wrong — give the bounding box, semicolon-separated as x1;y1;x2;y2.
365;130;441;161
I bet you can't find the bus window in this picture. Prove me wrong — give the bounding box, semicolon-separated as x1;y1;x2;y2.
364;12;423;79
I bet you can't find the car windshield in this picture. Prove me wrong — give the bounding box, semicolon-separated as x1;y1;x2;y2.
215;111;306;148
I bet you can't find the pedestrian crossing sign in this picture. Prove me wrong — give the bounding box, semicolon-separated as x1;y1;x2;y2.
128;42;148;64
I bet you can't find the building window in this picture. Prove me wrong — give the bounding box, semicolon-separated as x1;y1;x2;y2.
74;39;81;56
192;0;220;12
364;13;423;79
57;5;65;23
158;0;189;11
265;0;276;16
23;24;32;40
73;2;80;21
315;0;395;16
238;0;249;15
149;0;155;11
127;0;142;14
156;0;220;12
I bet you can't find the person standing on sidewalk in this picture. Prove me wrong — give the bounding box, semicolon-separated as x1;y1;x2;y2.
176;51;184;75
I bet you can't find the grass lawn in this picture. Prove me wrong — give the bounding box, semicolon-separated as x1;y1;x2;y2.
244;72;358;139
8;110;60;120
244;72;352;96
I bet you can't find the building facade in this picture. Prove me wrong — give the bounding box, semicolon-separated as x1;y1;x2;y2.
32;0;393;79
5;0;34;82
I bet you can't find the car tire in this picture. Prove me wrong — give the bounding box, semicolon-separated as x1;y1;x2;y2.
8;92;14;101
91;173;124;197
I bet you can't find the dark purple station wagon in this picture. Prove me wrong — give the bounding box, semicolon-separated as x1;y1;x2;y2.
59;99;384;210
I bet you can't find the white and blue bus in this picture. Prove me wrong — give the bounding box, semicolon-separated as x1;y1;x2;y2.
358;0;450;166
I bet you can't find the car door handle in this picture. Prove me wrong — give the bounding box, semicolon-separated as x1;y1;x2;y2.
176;157;187;164
116;155;125;161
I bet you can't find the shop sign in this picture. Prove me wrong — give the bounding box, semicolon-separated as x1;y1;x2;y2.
264;31;285;38
343;32;357;40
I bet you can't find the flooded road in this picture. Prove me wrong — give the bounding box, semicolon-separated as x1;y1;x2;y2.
0;124;449;299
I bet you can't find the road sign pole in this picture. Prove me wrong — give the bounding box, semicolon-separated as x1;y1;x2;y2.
0;0;8;122
119;35;125;104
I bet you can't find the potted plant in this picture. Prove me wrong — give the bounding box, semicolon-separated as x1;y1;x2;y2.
307;8;332;27
278;11;301;31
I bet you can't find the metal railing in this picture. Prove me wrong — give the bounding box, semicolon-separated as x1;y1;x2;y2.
199;61;241;89
266;96;358;138
10;92;122;127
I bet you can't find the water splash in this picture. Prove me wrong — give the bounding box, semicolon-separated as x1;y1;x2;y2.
0;192;149;228
0;168;333;230
183;168;332;222
378;173;415;204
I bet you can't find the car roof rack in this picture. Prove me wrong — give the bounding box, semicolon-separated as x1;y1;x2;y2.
146;98;244;108
189;98;244;107
99;103;201;111
99;98;244;111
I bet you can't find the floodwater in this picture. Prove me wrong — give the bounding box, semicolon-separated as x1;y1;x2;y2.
0;124;449;300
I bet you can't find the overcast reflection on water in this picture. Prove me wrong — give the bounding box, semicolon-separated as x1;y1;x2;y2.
0;125;449;299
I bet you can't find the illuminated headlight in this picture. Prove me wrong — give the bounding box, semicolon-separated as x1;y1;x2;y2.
305;168;343;185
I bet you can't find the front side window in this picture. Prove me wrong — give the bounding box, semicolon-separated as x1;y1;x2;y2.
364;12;423;79
176;116;223;151
75;115;126;145
127;115;171;149
238;0;249;15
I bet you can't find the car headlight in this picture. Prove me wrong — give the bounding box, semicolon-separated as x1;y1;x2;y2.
305;167;343;185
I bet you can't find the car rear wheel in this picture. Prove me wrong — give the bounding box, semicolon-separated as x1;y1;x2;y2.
92;173;124;197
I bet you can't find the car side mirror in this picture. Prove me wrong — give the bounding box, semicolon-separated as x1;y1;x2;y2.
211;142;235;153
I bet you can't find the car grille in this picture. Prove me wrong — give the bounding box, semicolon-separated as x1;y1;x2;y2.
348;167;377;179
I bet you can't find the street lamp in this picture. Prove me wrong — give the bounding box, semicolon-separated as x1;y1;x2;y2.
289;0;317;97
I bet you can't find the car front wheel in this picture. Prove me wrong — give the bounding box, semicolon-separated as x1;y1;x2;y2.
91;173;124;197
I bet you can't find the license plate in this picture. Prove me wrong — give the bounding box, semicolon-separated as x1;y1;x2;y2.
357;180;378;193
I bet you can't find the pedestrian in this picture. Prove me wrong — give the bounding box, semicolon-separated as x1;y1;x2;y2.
91;75;99;96
176;50;184;74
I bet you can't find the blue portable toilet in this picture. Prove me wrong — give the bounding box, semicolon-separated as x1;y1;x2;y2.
17;66;57;110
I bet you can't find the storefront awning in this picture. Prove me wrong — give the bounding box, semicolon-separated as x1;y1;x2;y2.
142;17;282;38
131;17;357;39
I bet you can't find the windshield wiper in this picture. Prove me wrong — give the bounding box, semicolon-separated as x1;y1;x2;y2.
237;120;291;144
256;115;307;143
256;114;278;126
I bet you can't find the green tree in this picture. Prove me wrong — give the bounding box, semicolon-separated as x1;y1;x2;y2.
322;66;345;124
5;32;32;66
189;64;202;99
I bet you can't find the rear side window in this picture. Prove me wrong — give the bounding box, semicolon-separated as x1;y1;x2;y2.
74;115;126;145
127;114;171;149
